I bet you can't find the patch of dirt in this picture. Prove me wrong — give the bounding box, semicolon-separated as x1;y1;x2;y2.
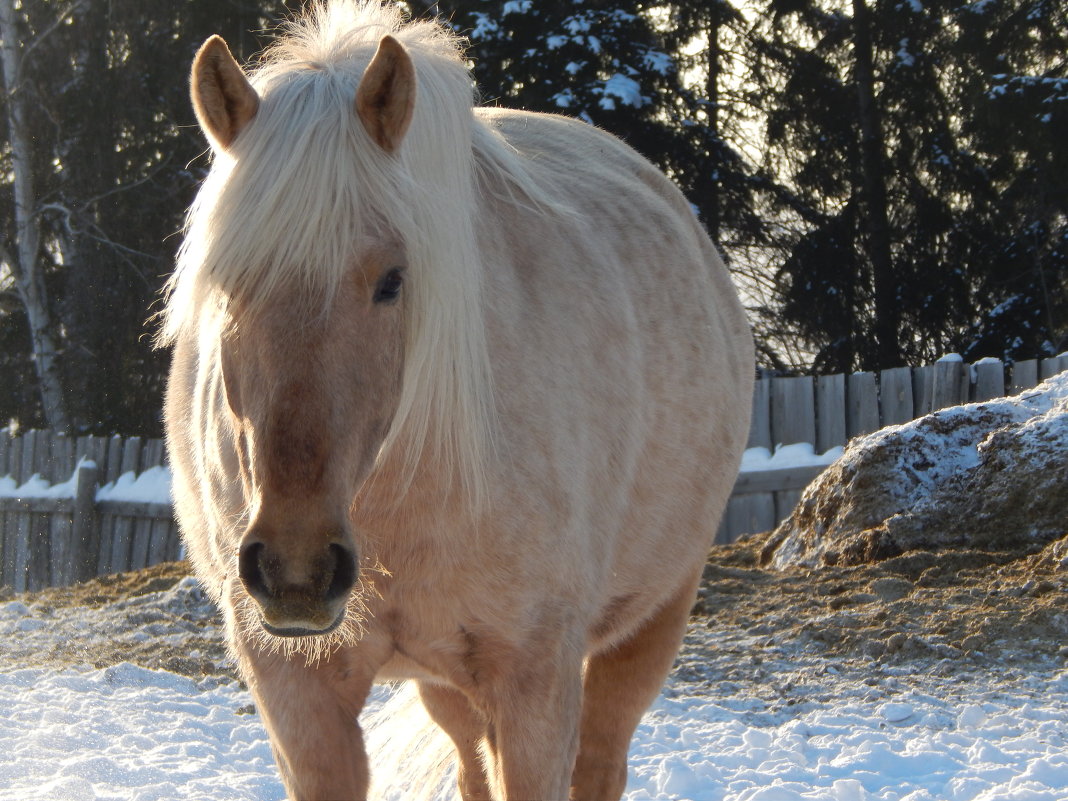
2;562;234;682
7;535;1068;682
0;560;191;608
695;533;1068;666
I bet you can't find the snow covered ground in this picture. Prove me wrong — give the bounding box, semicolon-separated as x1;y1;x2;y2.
2;574;1068;801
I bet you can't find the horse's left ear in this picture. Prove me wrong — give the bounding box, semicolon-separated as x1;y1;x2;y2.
355;35;416;153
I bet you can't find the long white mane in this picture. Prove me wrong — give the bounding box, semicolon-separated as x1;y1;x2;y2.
161;1;549;505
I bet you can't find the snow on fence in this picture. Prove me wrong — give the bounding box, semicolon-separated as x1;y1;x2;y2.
0;432;178;593
1;354;1066;591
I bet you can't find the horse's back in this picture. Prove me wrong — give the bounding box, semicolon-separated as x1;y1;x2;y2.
479;107;750;363
473;108;753;639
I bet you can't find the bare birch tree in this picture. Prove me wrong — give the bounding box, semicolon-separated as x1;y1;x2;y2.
0;0;73;430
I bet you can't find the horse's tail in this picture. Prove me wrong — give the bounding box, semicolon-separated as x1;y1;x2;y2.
365;682;456;801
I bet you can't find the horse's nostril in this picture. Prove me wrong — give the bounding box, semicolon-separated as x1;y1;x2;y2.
238;541;269;602
325;543;357;603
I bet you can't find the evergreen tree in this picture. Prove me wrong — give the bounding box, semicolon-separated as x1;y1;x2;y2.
752;0;1067;372
428;0;767;248
659;1;770;257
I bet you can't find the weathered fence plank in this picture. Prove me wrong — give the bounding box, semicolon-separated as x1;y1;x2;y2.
107;516;134;575
19;430;39;484
973;360;1005;401
147;518;174;566
53;434;74;483
775;490;804;525
105;435;124;483
748;377;772;450
816;374;847;452
13;509;31;593
912;365;935;416
0;497;75;514
1040;355;1068;380
162;520;181;562
104;437;145;574
771;376;815;447
7;436;21;485
76;436;106;476
141;439;165;473
1010;359;1039;394
718;494;775;544
931;359;969;412
879;367;913;426
847;372;880;437
48;513;70;588
731;464;826;495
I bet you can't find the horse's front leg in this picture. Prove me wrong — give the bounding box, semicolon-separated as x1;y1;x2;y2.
474;629;585;800
234;637;385;801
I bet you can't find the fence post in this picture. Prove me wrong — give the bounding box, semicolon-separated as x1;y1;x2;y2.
70;461;100;584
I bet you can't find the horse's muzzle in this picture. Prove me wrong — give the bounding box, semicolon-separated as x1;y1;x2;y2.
238;539;357;636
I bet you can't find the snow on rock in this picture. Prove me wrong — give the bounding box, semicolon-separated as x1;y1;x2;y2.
763;370;1068;569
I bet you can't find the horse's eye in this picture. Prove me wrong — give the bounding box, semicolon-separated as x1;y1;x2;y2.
373;268;404;304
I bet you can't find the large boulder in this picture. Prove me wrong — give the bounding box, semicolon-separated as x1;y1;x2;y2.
761;371;1068;569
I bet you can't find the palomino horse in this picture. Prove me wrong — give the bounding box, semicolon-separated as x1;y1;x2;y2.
162;2;753;799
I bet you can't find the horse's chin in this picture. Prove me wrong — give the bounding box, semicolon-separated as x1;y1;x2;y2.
259;609;347;639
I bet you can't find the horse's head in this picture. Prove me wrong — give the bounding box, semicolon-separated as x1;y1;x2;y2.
189;34;416;637
219;256;406;637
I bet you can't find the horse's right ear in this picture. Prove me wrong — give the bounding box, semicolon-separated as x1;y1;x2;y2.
191;35;259;152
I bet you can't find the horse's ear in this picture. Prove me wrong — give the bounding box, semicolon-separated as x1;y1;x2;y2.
355;35;416;153
191;35;259;152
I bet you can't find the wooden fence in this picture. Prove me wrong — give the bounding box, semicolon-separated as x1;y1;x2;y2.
1;354;1066;591
0;432;178;593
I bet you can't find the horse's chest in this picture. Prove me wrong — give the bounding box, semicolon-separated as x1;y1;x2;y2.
368;593;525;693
367;595;475;684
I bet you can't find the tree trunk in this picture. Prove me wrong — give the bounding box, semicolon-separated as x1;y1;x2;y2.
851;0;901;368
704;15;722;244
0;0;70;430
